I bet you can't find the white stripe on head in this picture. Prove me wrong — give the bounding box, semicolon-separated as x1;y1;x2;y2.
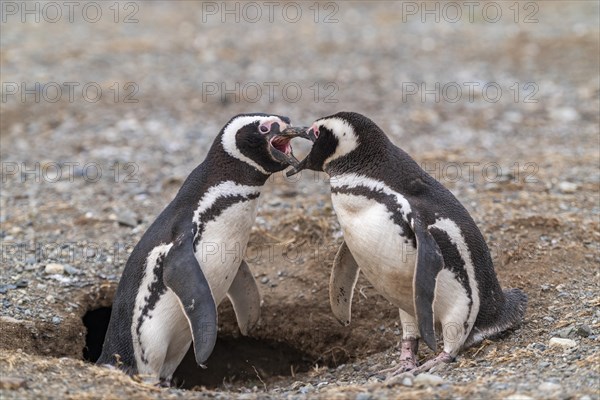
221;115;288;175
318;117;359;167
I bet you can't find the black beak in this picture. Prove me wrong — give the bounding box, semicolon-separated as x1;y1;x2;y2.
280;126;312;140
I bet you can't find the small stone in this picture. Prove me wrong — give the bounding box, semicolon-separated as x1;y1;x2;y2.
298;383;313;394
551;107;579;122
538;382;562;392
556;326;576;338
116;209;138;227
52;316;62;324
45;295;55;303
413;373;444;387
0;377;27;390
549;337;577;348
260;277;269;284
531;343;546;351
44;263;65;275
576;324;593;337
63;265;80;275
356;393;372;400
542;316;555;323
558;181;577;194
15;280;28;288
505;395;534;400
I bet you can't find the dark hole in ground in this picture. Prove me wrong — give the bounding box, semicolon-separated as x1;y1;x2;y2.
173;336;313;389
82;307;112;362
82;306;314;389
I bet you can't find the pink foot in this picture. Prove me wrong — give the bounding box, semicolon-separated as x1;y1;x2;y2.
413;351;454;374
379;338;419;376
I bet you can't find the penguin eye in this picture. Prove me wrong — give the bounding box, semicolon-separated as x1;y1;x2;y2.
313;127;320;138
259;124;270;134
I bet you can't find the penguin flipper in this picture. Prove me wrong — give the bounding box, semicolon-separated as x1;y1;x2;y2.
329;241;360;326
227;260;261;335
412;218;445;352
163;239;217;368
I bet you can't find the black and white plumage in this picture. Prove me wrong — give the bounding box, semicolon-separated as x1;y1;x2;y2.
289;111;527;374
98;113;307;382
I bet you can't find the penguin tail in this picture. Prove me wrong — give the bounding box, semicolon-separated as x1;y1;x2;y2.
499;288;528;331
464;288;527;348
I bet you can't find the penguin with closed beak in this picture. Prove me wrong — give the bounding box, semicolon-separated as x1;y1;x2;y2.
288;111;527;374
98;113;309;384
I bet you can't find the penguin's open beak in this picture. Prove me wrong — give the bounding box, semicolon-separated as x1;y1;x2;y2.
281;126;316;177
267;126;310;168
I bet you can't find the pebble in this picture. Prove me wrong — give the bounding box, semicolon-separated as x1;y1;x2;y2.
538;382;562;392
386;372;413;387
116;210;138;227
298;383;313;394
356;393;372;400
260;277;269;284
44;263;65;275
413;373;444;387
0;377;27;390
576;324;593;337
52;316;62;324
549;337;577;348
505;395;534;400
63;265;81;275
558;181;577;194
556;326;575;338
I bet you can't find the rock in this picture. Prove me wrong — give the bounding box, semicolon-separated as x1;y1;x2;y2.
576;324;593;337
549;337;577;348
116;209;138;227
0;376;27;390
551;107;579;122
386;372;413;387
44;263;65;274
413;373;444;387
52;316;62;324
0;284;17;294
63;265;81;275
538;382;562;392
260;277;269;284
558;181;577;194
15;280;28;288
356;393;372;400
505;395;534;400
298;383;313;394
556;326;576;338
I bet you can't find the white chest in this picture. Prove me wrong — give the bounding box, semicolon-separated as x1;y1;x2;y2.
194;198;259;304
332;192;417;310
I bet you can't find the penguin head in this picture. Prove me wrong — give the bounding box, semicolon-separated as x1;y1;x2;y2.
287;112;379;176
220;113;309;174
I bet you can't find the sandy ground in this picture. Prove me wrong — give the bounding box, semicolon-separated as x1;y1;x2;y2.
1;1;599;399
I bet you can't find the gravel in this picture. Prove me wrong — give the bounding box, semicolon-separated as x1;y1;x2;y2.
1;1;599;399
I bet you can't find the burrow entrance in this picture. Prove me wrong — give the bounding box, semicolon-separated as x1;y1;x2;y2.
82;304;316;389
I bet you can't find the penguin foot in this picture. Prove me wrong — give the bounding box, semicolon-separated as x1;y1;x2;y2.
413;351;454;374
157;377;172;388
379;338;419;376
